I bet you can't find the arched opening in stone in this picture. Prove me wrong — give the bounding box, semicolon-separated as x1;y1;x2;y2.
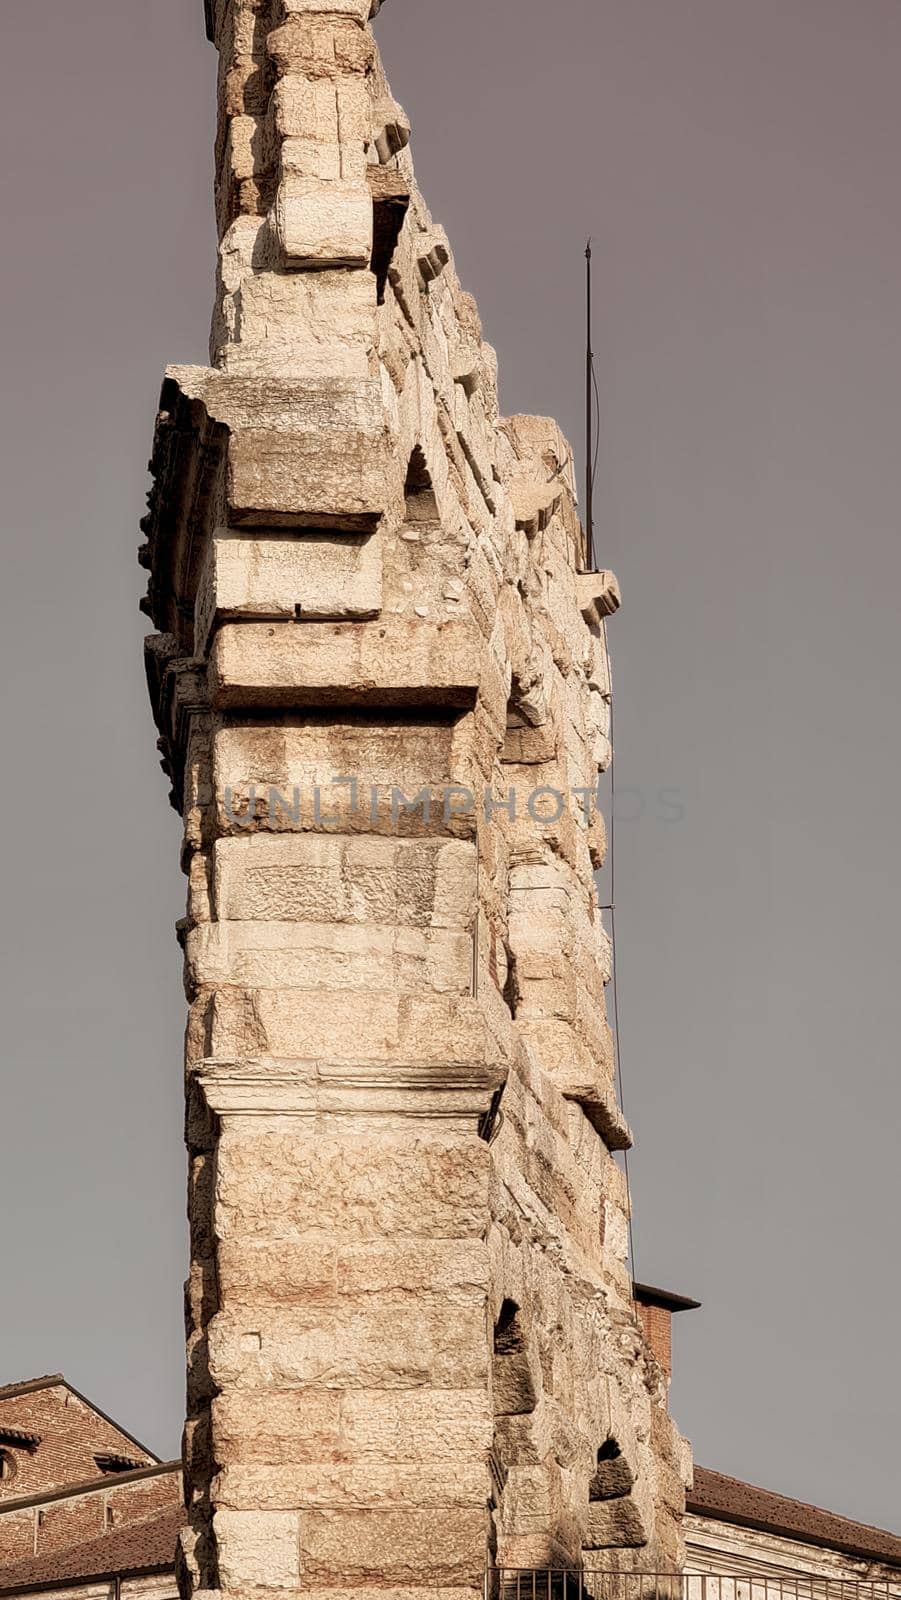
404;446;439;523
584;1435;648;1552
370;169;409;303
494;1299;525;1356
589;1437;633;1501
500;689;556;766
492;1300;538;1420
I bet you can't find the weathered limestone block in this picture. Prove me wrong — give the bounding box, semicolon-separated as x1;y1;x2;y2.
372;94;411;163
212;227;378;376
278;137;368;186
272;77;371;146
493;1344;540;1419
199;985;508;1070
195;530;382;653
274;176;373;268
584;1495;651;1551
216;1237;487;1305
210;834;477;929
214;1131;491;1240
221;113;258;190
501;719;558;765
589;1455;636;1500
212;1388;342;1465
266;18;374;78
338;1389;491;1463
489;1050;624;1264
265;11;375;268
211;719;473;839
207;1299;489;1389
577;569;622;625
215;1461;488;1510
278;0;380;19
166;367;391;531
186;918;473;995
296;1507;487;1586
214;1508;299;1590
208;616;485;709
497;1466;554;1536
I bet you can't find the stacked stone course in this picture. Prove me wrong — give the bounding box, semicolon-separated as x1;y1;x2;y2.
141;2;691;1596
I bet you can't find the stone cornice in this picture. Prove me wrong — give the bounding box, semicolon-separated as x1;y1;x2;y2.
197;1061;503;1123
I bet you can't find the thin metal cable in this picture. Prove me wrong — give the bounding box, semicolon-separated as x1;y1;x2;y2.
603;619;637;1288
586;248;636;1285
591;357;602;570
591;356;602;509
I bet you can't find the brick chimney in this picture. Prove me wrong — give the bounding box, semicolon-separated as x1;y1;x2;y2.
633;1283;701;1383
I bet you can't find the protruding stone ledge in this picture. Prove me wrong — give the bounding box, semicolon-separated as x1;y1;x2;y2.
144;637;210;809
208;616;484;710
569;1081;633;1151
577;569;622;626
372;95;411;163
273;175;374;270
279;0;384;18
195;530;382;655
158;367;389;435
144;367;390;640
196;1060;505;1125
510;480;564;538
197;988;512;1076
205;0;386;46
417;230;450;287
186;918;474;997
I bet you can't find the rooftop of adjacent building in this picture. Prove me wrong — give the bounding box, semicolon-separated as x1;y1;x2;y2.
0;1502;183;1596
687;1466;901;1570
0;1378;178;1597
0;1376;159;1506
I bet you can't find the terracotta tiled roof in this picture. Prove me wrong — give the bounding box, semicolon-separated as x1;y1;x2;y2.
689;1466;901;1568
0;1506;181;1593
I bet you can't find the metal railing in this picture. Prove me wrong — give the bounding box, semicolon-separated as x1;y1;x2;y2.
487;1575;901;1600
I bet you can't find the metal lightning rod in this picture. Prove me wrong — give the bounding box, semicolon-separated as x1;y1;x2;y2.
585;239;595;571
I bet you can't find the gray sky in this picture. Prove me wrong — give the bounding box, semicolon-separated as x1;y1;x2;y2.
1;0;899;1532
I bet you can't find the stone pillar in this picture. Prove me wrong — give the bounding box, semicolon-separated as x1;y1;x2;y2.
141;3;691;1597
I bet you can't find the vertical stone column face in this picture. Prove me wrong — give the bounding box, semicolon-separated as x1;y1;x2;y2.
141;4;691;1596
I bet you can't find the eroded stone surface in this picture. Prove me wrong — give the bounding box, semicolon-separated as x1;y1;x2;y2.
141;2;691;1595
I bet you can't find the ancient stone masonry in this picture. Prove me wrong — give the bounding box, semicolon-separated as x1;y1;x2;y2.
140;2;691;1596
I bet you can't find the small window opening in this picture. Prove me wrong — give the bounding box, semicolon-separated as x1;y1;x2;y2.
0;1451;17;1483
94;1453;144;1475
404;447;439;523
371;186;409;304
494;1298;525;1356
589;1437;634;1503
